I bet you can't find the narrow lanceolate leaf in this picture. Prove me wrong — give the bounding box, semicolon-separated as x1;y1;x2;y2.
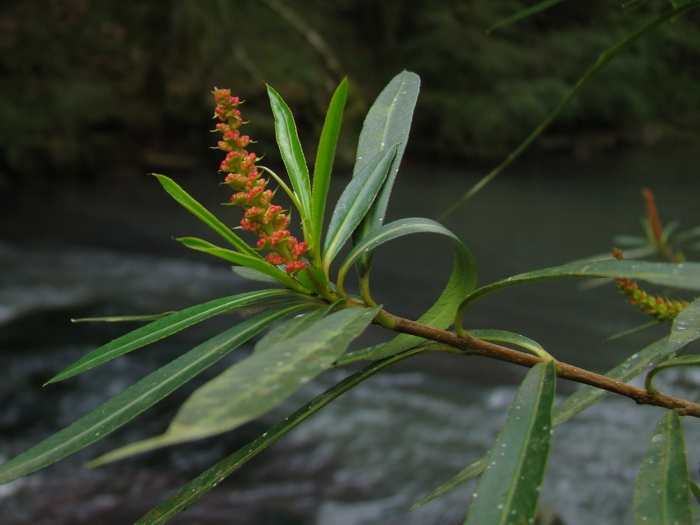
457;260;700;326
153;174;260;259
323;145;397;268
91;306;381;464
311;78;348;259
177;237;309;293
488;0;569;33
352;71;420;271
232;266;280;284
464;362;556;525
254;304;333;354
413;336;679;508
336;218;476;363
0;305;301;485
71;312;175;323
267;85;312;222
690;481;700;505
135;345;429;525
48;289;296;384
668;297;700;348
467;329;552;361
633;411;692;524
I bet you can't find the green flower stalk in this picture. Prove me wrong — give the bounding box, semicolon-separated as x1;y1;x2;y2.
612;248;688;321
213;88;308;274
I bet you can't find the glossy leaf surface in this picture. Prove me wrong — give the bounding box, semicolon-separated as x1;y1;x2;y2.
468;329;552;360
457;260;700;329
336;218;476;362
633;411;692;524
668;297;700;348
231;266;280;284
254;304;333;354
135;345;428;525
177;237;307;292
92;306;381;464
267;85;312;223
323;145;397;268
464;362;555;525
413;336;680;508
0;305;301;485
48;289;295;383
351;71;420;272
311;78;348;256
153;174;259;258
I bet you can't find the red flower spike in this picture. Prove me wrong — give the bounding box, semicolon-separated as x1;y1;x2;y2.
266;253;286;265
292;241;308;260
285;261;306;273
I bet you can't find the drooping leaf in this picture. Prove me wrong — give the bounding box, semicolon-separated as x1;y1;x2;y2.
311;78;348;261
0;305;302;485
134;344;429;525
439;2;700;221
456;260;700;331
254;304;334;354
177;236;309;293
267;85;312;228
91;306;381;464
48;289;297;384
336;218;476;362
413;336;681;508
323;145;397;269
351;71;420;272
464;362;556;525
153;174;260;258
488;0;570;33
633;411;692;524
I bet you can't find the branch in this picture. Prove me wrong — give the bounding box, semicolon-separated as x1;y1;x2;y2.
387;314;700;418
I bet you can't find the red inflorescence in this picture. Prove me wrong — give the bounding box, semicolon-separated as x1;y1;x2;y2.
213;88;307;273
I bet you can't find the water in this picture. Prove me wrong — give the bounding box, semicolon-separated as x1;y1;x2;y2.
1;149;700;524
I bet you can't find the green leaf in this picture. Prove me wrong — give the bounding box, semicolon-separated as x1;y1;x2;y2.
669;297;700;348
0;305;301;485
267;85;312;226
71;312;176;323
467;329;553;361
690;480;700;505
439;2;700;221
231;266;280;284
456;260;700;333
464;362;555;525
351;71;420;272
254;304;333;354
311;78;348;261
337;218;477;362
646;354;700;395
177;236;309;293
134;344;429;525
296;266;331;297
633;411;692;524
488;0;569;33
47;289;295;384
91;306;381;464
323;145;397;269
153;174;260;258
413;336;681;508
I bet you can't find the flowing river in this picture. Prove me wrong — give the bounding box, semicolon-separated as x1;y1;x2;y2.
1;148;700;524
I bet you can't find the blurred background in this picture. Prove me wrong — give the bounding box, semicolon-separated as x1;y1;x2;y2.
2;1;700;524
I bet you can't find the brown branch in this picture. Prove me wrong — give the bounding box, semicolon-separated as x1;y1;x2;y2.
387;314;700;418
